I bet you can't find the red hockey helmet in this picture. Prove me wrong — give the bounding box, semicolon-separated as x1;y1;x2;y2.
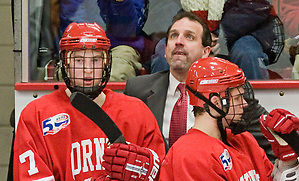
186;57;245;107
60;22;110;54
59;22;111;99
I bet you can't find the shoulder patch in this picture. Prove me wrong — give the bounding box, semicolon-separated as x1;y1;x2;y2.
42;113;70;136
220;149;232;171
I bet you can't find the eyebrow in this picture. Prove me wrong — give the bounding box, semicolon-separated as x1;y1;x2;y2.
184;29;196;35
73;55;84;58
168;29;177;35
169;29;197;37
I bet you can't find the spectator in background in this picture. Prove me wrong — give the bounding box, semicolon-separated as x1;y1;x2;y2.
272;0;299;39
272;0;299;79
125;11;212;151
221;0;284;80
59;0;157;82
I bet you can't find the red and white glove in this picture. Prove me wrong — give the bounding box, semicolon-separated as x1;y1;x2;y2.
265;108;299;134
259;112;298;161
102;143;160;181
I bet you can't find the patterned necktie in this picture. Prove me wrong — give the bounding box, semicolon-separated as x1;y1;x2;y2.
169;83;187;147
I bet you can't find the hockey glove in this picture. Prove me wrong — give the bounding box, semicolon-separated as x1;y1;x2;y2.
102;143;160;181
265;108;299;134
259;114;298;161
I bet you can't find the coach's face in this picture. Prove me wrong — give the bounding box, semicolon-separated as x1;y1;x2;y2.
165;17;210;75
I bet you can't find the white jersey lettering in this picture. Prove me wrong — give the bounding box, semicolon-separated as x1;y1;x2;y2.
239;170;260;181
19;150;39;176
94;138;106;170
71;142;81;179
71;138;108;178
82;139;94;173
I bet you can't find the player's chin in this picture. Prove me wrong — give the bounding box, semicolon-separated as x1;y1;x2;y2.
170;57;186;63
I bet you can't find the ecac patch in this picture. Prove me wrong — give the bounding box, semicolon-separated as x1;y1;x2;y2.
42;113;70;136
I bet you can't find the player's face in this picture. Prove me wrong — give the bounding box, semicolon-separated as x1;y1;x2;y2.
224;86;248;126
67;49;104;88
165;17;209;73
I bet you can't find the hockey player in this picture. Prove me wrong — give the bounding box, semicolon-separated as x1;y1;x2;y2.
13;22;165;181
159;57;299;180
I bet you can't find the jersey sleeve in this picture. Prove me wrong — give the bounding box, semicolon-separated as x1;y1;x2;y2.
14;105;55;181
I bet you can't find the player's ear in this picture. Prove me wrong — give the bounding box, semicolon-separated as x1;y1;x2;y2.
207;95;223;117
211;95;221;109
202;46;211;58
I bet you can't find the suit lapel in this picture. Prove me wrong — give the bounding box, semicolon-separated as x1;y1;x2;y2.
147;71;169;131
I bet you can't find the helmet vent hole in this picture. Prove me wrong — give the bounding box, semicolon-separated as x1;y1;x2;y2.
69;38;80;44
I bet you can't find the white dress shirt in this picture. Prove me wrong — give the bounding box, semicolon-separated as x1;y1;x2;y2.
162;72;195;144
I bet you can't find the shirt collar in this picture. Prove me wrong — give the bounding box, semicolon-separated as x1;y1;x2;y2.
169;72;185;96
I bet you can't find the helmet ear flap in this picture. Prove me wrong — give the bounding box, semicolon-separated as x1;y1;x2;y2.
101;49;112;87
53;59;63;81
57;49;71;86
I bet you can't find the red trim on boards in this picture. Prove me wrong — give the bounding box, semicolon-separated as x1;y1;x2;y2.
14;80;299;91
249;80;299;89
15;82;127;91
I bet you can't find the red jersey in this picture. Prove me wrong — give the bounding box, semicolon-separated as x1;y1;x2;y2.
160;129;273;181
14;88;165;181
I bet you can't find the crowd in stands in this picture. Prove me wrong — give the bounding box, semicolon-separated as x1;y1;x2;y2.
28;0;298;81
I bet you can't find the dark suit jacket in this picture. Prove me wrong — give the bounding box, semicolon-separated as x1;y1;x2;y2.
124;70;170;151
